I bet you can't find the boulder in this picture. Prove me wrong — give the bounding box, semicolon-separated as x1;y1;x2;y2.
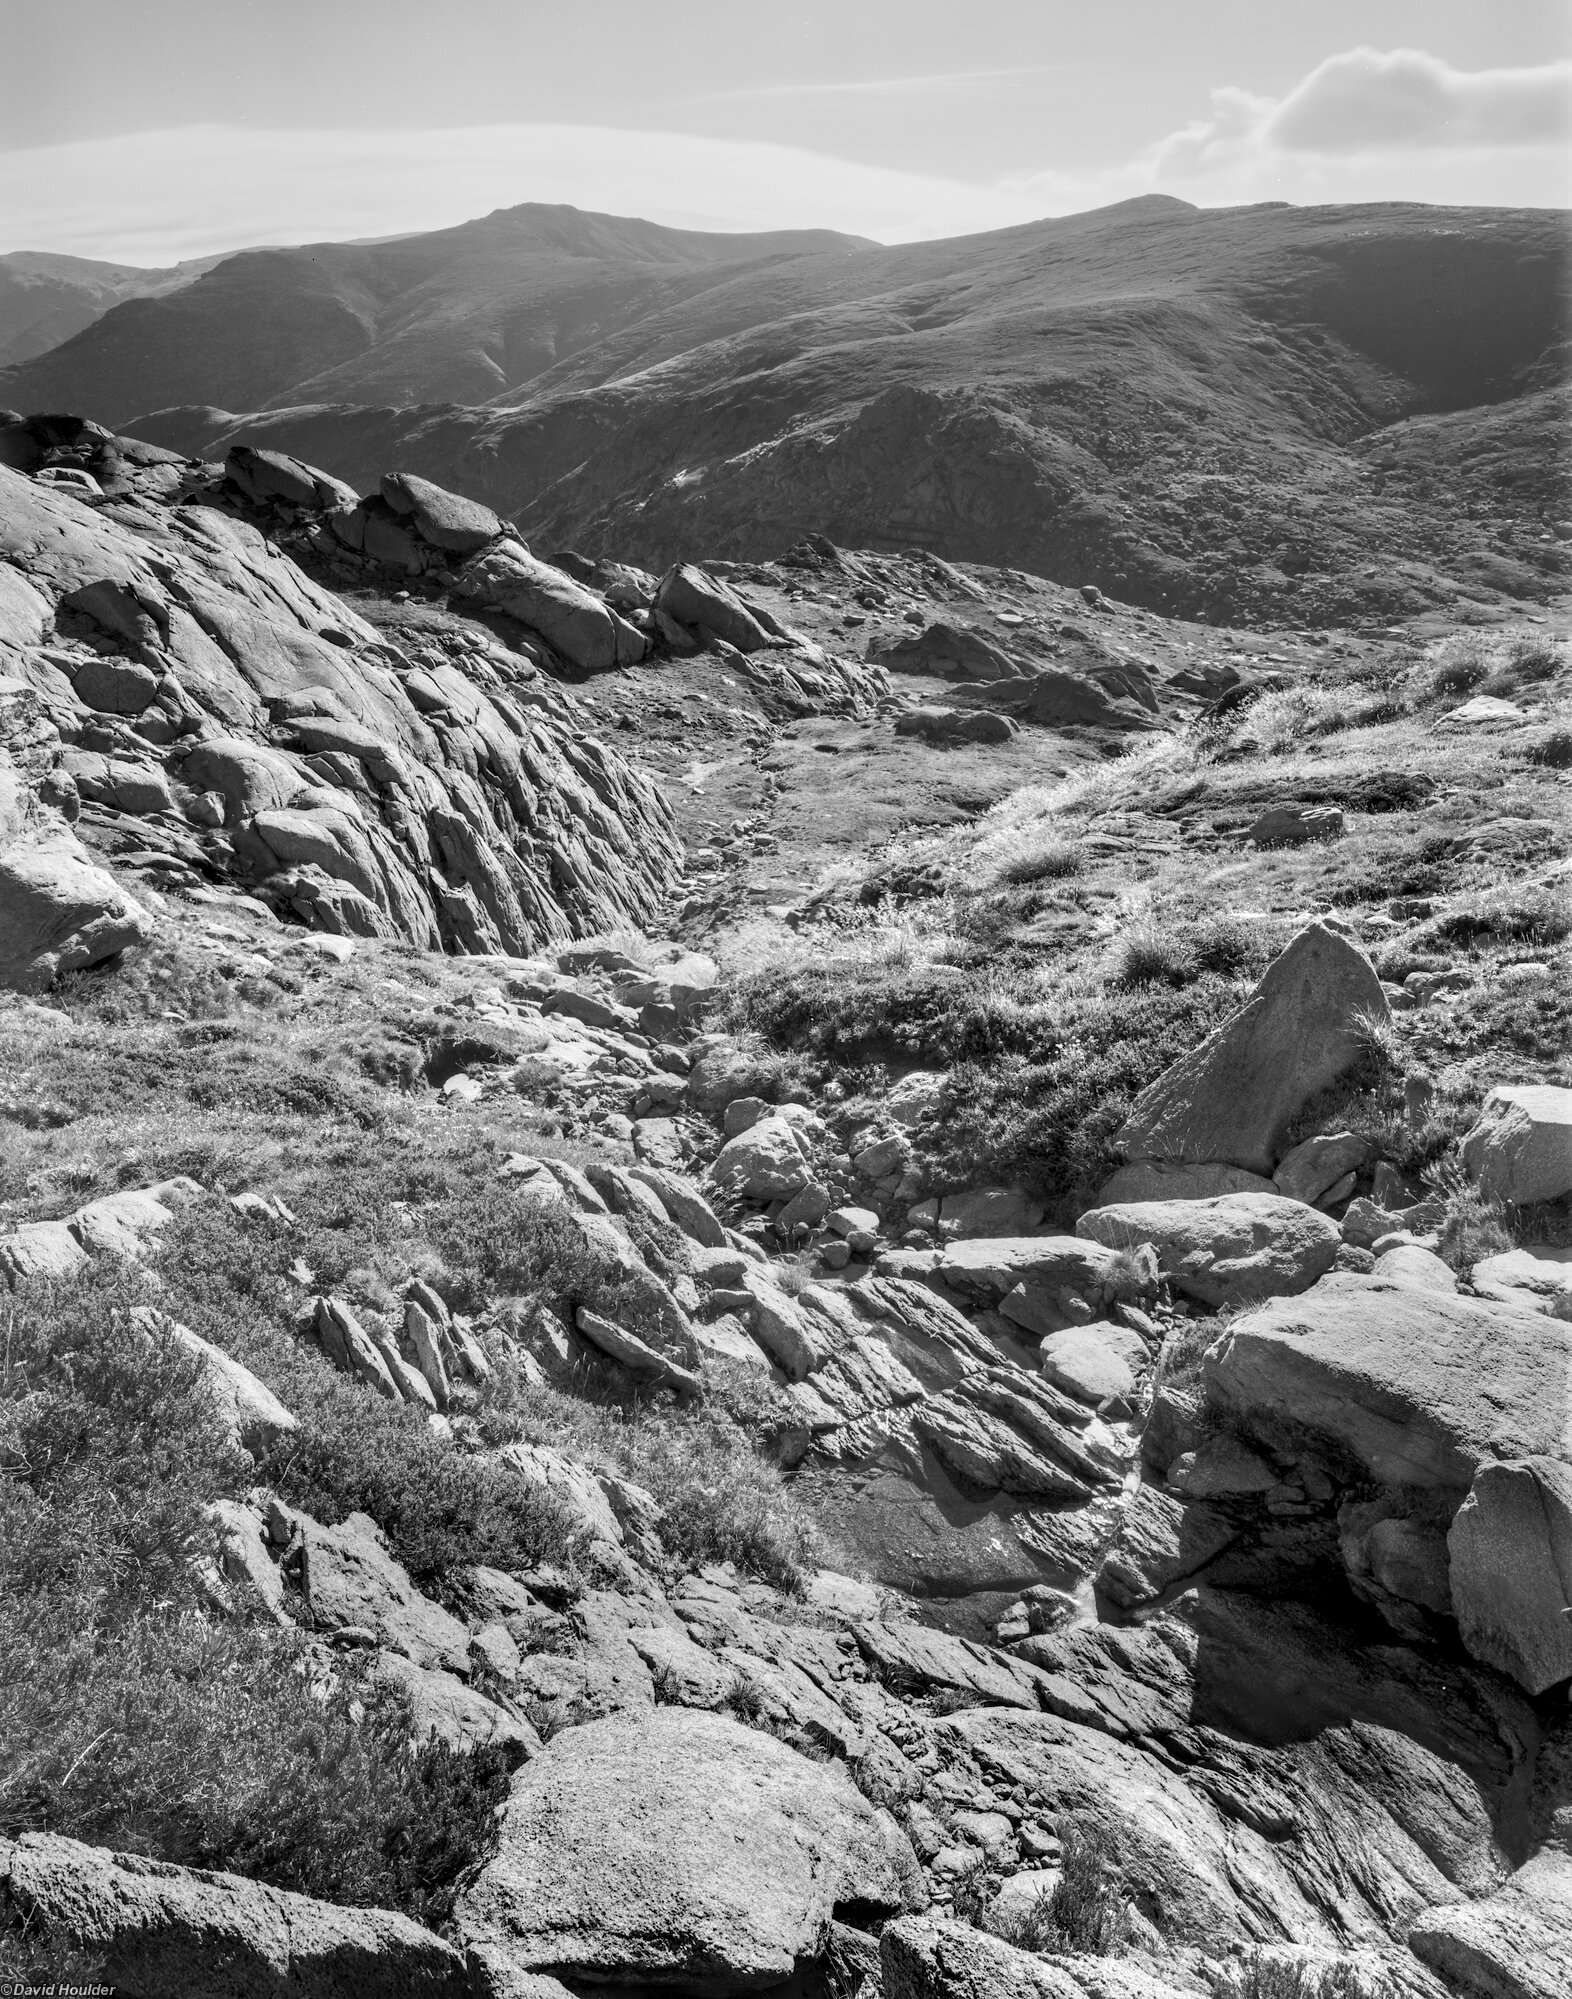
456;1707;923;1994
1205;1282;1572;1489
1448;1456;1572;1694
276;1505;471;1673
1409;1848;1572;1999
1470;1246;1572;1314
655;564;773;653
873;623;1022;682
1115;922;1387;1177
1462;1086;1572;1208
381;471;503;554
226;443;357;511
1038;1322;1146;1407
0;815;153;992
70;1177;201;1258
157;1315;296;1456
1099;1159;1277;1205
0;1216;87;1285
456;539;647;671
1017;666;1163;732
0;1830;471;1997
1077;1193;1340;1308
709;1114;811;1200
1369;1244;1457;1293
369;1651;538;1761
1273;1132;1372;1208
882;1915;1108;1998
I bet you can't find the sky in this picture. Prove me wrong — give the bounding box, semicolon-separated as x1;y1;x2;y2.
1;1;1567;263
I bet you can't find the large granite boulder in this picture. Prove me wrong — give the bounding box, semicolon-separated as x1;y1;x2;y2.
0;1831;472;1998
225;443;358;512
1462;1086;1572;1208
1077;1192;1340;1307
457;1707;923;1994
381;470;503;554
1204;1283;1572;1489
709;1114;812;1200
1448;1457;1572;1694
655;564;775;652
1115;922;1387;1177
880;1914;1194;1997
457;540;648;671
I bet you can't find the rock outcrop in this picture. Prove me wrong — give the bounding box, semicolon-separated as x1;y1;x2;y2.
0;438;682;957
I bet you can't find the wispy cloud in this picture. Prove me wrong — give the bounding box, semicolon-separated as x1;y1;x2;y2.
1;48;1564;268
0;123;1049;263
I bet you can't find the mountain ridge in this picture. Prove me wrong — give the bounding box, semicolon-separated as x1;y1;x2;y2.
7;195;1568;626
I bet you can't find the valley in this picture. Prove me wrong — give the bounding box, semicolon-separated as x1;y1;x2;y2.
0;195;1569;1999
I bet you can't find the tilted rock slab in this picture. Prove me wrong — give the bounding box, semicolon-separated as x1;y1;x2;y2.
0;1831;472;1998
457;1707;925;1995
1116;921;1387;1177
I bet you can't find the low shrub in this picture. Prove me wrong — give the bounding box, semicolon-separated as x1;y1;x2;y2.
931;971;1252;1214
617;1409;818;1591
732;961;1051;1067
0;1263;508;1923
1013;1826;1131;1955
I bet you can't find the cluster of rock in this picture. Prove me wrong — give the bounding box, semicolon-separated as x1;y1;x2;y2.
873;616;1164;734
230;442;887;720
6;899;1572;1994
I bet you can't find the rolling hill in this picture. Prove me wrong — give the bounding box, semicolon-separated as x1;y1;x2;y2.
5;197;1567;624
0;249;223;367
0;205;872;417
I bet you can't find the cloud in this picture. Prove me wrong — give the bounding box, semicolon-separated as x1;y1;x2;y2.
1267;47;1572;154
2;48;1566;269
1007;47;1572;212
0;122;1052;263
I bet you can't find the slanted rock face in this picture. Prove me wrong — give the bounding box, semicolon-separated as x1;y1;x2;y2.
1116;921;1387;1177
457;1707;924;1995
0;1830;473;1998
1409;1848;1572;1999
0;461;681;954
